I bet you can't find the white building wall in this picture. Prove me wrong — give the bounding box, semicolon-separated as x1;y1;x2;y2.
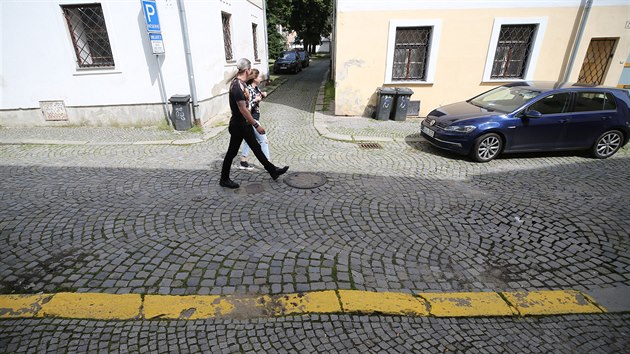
0;0;267;127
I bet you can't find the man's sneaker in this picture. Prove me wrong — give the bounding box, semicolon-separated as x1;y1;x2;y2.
239;161;254;170
270;166;289;180
219;179;239;189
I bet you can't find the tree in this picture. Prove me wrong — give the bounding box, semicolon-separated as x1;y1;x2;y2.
266;0;292;58
289;0;332;53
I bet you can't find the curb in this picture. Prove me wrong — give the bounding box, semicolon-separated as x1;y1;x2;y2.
1;288;625;321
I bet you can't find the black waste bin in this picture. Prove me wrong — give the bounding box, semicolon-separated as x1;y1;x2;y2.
392;88;414;121
168;94;193;131
375;87;396;120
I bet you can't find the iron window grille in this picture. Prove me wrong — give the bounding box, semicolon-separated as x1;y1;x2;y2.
252;24;259;61
491;24;536;79
62;4;114;68
392;27;431;81
222;12;233;61
577;39;617;85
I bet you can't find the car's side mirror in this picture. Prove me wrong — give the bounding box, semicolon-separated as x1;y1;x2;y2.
524;110;542;119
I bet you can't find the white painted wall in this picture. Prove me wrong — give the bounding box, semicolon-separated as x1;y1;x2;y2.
0;0;267;126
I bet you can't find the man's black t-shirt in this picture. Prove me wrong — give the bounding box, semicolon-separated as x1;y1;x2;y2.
229;79;248;126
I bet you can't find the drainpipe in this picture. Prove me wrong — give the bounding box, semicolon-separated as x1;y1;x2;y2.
561;0;593;83
262;0;270;81
176;0;200;125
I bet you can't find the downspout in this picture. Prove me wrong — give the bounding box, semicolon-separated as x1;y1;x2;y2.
561;0;593;83
176;0;200;125
262;0;270;81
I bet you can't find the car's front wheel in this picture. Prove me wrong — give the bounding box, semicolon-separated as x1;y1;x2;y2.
470;133;502;162
592;130;623;159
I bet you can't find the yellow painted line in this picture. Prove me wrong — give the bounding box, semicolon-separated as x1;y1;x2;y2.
502;290;604;316
0;290;612;320
0;294;53;318
264;290;341;316
144;295;234;319
420;292;517;317
40;293;142;320
338;290;428;316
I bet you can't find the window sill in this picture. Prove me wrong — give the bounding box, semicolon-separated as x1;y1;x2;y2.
73;69;121;76
225;60;237;67
385;80;434;85
481;78;527;83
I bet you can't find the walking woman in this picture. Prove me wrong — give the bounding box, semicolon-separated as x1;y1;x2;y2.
239;68;269;170
219;58;288;189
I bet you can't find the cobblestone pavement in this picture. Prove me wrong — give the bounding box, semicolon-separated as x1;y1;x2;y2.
1;59;629;352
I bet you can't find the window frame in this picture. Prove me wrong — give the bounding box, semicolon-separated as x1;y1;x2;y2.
252;23;259;62
483;17;547;83
385;19;442;85
61;3;116;70
221;12;234;62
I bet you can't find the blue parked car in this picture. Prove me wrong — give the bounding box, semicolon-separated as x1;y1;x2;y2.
421;82;630;162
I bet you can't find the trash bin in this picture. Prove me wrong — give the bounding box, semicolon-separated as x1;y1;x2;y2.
375;87;396;120
168;94;193;131
392;88;414;121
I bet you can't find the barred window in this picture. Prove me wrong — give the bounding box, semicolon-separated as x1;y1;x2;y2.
490;24;536;79
222;12;233;61
62;4;114;68
392;27;431;81
252;24;259;61
577;39;617;85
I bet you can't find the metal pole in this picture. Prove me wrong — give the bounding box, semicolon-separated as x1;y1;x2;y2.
562;0;593;83
176;0;200;125
155;55;171;126
262;0;270;81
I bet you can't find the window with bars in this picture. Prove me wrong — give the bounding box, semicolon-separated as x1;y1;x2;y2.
62;4;114;68
222;12;233;61
577;39;617;85
252;23;259;61
392;27;431;81
490;24;536;79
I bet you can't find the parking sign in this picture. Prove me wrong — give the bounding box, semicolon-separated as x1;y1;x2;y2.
142;0;161;32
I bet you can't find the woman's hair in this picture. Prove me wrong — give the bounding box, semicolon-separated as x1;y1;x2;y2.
246;68;260;85
226;58;252;84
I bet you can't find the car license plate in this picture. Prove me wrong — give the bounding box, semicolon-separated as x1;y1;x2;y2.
280;66;287;69
422;126;434;138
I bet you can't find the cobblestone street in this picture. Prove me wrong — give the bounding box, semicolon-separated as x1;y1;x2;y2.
1;59;629;353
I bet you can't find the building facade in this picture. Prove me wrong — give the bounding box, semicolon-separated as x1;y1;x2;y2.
333;0;630;118
0;0;268;127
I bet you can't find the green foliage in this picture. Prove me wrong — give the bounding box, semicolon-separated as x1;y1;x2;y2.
289;0;332;53
267;0;292;58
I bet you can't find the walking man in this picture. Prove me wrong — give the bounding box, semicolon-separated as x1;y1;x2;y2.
219;58;289;189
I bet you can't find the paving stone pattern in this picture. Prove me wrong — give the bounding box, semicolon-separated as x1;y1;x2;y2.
1;314;628;353
1;59;629;350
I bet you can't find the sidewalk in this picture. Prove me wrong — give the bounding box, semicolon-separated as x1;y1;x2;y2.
0;77;424;146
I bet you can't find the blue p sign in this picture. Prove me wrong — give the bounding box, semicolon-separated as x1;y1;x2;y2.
142;0;161;32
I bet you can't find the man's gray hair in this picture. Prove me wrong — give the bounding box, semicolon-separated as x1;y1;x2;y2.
236;58;251;72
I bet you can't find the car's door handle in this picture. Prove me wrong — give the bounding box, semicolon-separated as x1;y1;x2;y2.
559;119;570;123
601;116;612;120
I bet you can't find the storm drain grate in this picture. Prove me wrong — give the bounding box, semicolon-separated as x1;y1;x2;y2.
358;142;383;149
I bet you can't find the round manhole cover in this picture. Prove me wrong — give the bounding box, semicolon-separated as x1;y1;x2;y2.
284;172;327;189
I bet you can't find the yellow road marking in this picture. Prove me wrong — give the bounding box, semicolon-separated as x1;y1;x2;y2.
265;291;341;316
0;290;611;320
0;294;53;318
502;290;604;315
419;292;517;317
338;290;429;316
39;293;141;320
144;295;234;319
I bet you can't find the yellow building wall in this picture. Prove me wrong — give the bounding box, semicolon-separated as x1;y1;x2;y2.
334;5;630;117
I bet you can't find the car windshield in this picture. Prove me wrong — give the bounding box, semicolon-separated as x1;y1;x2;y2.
278;52;296;60
468;86;541;113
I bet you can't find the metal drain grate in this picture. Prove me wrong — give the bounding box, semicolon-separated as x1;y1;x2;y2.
358;142;383;149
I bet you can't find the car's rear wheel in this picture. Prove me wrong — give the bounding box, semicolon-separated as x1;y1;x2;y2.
471;133;502;162
592;130;623;159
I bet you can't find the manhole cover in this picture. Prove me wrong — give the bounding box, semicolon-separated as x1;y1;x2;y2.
284;172;327;189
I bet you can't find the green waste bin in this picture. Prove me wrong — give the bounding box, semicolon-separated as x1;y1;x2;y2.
392;88;414;121
169;94;193;131
375;87;396;120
